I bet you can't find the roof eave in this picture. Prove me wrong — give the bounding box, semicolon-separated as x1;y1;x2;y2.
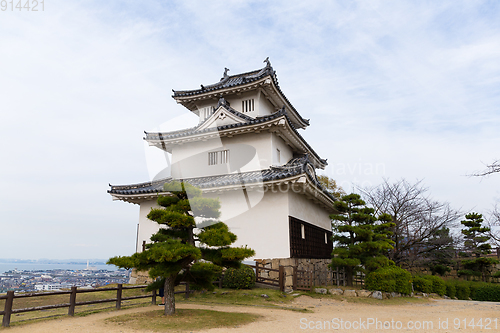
172;74;309;130
110;174;335;211
144;114;327;169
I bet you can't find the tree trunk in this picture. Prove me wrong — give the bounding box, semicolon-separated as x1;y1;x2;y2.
163;275;176;316
345;267;353;286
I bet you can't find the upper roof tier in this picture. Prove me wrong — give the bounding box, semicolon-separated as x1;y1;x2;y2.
172;58;310;129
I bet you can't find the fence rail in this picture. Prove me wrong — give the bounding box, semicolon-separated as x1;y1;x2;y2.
1;283;192;328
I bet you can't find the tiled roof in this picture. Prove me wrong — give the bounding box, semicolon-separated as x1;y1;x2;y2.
144;106;327;167
108;155;335;201
172;65;275;97
172;59;309;127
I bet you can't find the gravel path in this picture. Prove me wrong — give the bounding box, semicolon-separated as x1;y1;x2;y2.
6;296;500;332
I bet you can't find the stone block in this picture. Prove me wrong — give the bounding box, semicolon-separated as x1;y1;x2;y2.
315;288;327;294
329;288;344;295
343;290;357;297
371;291;383;300
357;290;372;297
390;292;401;298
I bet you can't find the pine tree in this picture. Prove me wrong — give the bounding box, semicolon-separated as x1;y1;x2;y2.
460;212;498;281
108;181;255;315
330;193;395;286
423;227;455;276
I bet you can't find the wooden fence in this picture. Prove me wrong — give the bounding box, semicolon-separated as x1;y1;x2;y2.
250;263;285;291
0;283;192;328
251;264;361;291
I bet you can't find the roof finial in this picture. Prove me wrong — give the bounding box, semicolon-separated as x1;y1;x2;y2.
263;57;271;67
224;67;230;77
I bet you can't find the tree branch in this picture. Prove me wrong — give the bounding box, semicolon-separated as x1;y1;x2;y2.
470;160;500;177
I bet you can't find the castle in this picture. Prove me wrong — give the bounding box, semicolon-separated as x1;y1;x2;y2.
108;59;335;260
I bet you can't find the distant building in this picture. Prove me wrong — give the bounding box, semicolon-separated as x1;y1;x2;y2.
109;59;336;260
35;283;72;291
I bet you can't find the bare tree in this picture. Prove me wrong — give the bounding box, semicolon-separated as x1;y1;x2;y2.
485;204;500;247
471;160;500;176
360;179;461;268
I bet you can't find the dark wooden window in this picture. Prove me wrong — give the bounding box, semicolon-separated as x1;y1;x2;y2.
289;216;333;259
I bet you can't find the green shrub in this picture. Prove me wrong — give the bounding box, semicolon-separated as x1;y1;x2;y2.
365;266;412;295
492;271;500;278
430;264;451;276
412;276;433;294
222;265;255;289
445;281;456;298
472;284;500;302
469;282;483;299
425;275;446;296
458;269;481;280
455;281;471;300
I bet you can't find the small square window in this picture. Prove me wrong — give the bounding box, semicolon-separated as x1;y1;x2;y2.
241;99;254;112
208;149;229;165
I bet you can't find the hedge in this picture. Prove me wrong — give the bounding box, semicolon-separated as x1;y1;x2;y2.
473;284;500;302
445;281;456;298
412;275;446;296
365;266;412;295
412;276;433;294
222;265;256;289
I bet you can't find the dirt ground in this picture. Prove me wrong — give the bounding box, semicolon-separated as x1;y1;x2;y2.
5;296;500;333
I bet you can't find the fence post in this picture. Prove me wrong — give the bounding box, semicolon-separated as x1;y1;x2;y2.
152;289;157;305
255;262;260;283
312;265;316;286
184;282;190;299
116;284;123;310
279;266;284;292
2;291;14;328
68;286;77;316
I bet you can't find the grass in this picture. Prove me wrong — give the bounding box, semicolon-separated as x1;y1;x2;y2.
177;287;312;312
105;308;260;332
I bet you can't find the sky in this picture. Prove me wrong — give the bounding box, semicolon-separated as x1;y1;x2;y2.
1;0;499;260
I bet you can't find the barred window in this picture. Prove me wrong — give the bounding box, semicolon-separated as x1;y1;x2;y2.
200;106;214;121
241;99;254;112
208;149;229;165
208;152;217;165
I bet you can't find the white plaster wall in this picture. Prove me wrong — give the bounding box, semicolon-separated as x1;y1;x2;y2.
226;91;259;118
257;93;277;116
170;132;273;179
135;189;289;259
207;189;290;259
288;191;332;231
194;100;216;122
137;199;162;253
271;133;293;166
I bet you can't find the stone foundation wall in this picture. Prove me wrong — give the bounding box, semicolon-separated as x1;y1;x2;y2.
255;258;335;290
128;269;153;285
